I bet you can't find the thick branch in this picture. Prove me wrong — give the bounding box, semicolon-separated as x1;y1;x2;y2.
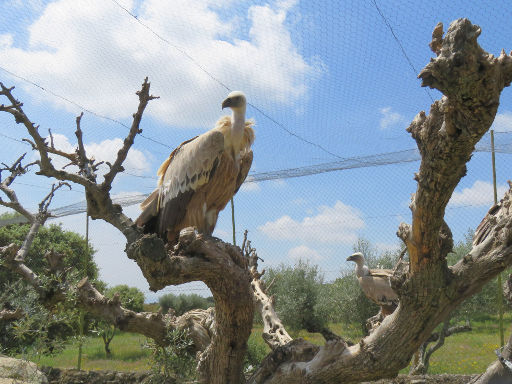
77;278;212;351
1;243;44;297
0;307;24;321
404;19;512;271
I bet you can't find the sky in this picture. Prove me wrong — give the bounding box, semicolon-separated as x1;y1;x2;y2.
1;0;512;302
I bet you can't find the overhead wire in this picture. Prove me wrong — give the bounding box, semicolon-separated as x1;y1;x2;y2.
0;65;172;150
371;0;435;103
108;0;344;160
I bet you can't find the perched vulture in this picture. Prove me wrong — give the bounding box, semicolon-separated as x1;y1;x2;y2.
136;91;254;244
346;252;398;315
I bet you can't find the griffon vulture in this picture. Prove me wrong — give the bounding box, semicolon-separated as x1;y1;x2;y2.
346;252;398;315
135;91;254;244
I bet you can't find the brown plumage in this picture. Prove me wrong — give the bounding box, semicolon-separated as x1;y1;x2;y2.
136;91;254;244
347;252;398;316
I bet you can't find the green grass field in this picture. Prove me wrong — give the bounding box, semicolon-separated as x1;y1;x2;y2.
28;318;509;375
29;332;152;371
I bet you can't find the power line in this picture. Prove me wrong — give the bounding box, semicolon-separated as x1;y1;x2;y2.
0;65;172;150
109;0;344;160
371;0;435;103
2;137;510;226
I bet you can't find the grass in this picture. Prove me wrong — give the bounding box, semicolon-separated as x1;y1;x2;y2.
27;332;151;372
24;317;510;375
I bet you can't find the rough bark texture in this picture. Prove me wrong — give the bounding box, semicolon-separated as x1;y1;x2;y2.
244;234;293;350
247;18;512;384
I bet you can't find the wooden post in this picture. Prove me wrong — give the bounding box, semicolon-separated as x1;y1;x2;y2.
491;130;505;348
77;213;89;369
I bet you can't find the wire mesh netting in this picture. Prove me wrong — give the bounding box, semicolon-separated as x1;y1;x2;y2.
1;1;512;300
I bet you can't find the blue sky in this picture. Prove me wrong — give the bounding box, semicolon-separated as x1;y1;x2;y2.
1;0;512;301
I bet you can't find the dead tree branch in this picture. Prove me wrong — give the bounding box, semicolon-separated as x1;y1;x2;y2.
0;154;38;221
410;316;472;375
244;231;293;350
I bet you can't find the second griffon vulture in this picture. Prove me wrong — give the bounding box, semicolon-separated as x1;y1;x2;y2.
135;91;254;244
346;252;398;315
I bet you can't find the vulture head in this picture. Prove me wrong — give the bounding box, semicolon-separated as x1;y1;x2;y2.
347;252;365;267
222;91;246;111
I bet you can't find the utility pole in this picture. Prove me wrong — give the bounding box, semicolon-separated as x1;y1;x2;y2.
491;130;505;348
77;213;89;370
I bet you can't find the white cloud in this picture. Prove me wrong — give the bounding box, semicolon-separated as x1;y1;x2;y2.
449;180;508;207
46;133;150;177
258;200;364;243
491;111;512;132
288;245;323;262
379;107;406;130
0;0;323;127
271;179;287;188
239;176;261;192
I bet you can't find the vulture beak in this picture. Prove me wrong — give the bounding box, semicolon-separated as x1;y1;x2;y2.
222;97;232;110
346;255;354;262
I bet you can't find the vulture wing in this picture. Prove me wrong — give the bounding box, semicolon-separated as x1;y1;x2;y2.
368;268;393;277
358;269;398;307
234;150;253;194
135;130;225;238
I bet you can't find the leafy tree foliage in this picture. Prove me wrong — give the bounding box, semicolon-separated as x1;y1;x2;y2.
105;284;145;312
158;293;213;316
0;215;98;284
264;260;328;333
449;229;503;321
0;215;98;354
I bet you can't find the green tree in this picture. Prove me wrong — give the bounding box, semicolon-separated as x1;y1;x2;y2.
264;260;328;333
105;285;145;312
0;215;97;354
158;293;213;316
449;229;502;321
